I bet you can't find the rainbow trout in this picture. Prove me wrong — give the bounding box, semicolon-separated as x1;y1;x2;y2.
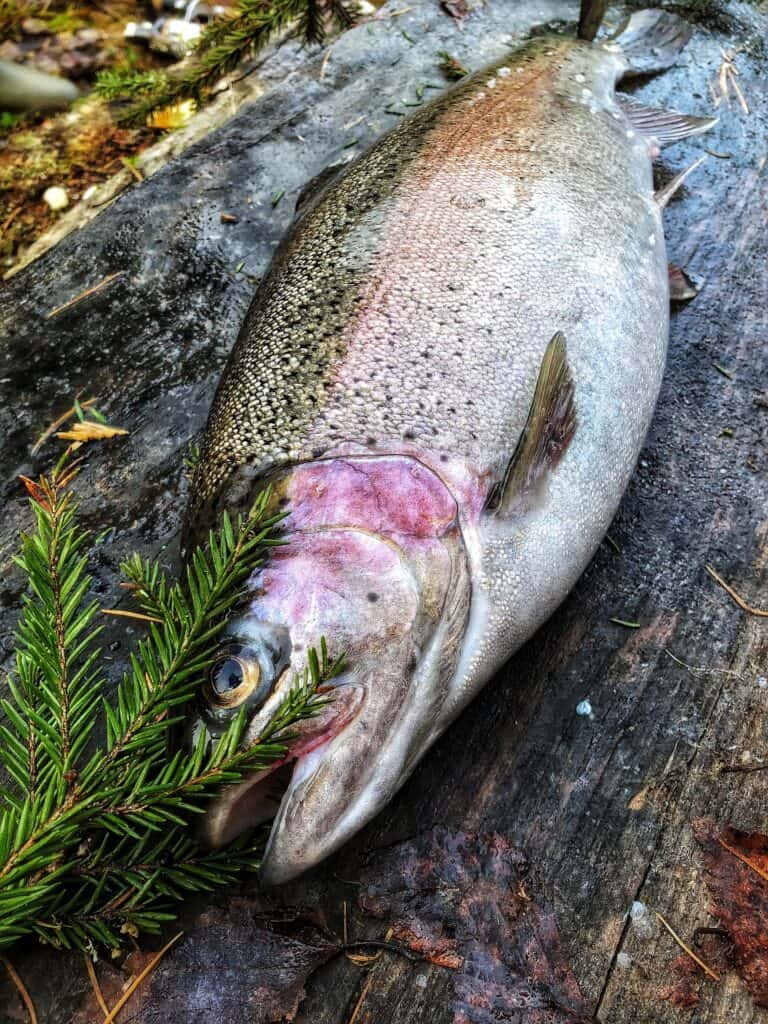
185;7;714;884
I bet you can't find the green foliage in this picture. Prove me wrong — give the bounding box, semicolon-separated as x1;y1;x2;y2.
96;0;356;127
437;51;468;80
0;456;344;952
93;68;171;103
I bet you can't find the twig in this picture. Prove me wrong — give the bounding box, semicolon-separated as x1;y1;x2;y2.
46;272;124;320
32;396;98;454
693;926;732;948
1;956;38;1024
85;954;110;1017
716;836;768;883
654;912;720;981
339;940;420;963
663;648;743;680
101;609;163;624
346;971;375;1024
120;158;144;183
719;761;768;774
102;932;183;1023
1;205;22;232
705;565;768;617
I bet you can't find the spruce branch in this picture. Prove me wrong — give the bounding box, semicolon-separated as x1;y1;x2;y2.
94;0;356;126
0;453;343;953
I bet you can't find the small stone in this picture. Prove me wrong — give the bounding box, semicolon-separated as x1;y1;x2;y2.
0;41;22;61
75;28;101;45
43;186;69;211
21;17;49;34
630;900;646;920
616;952;632;969
758;676;767;688
576;699;593;717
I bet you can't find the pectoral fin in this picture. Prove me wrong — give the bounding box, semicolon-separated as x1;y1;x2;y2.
487;332;576;516
617;94;717;148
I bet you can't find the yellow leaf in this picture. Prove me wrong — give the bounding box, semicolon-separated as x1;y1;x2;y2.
146;99;196;130
55;422;128;443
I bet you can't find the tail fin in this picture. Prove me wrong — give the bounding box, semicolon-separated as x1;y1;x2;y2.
609;9;694;75
578;0;609;41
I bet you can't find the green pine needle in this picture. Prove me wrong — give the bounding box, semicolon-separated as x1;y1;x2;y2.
0;455;343;952
95;0;356;127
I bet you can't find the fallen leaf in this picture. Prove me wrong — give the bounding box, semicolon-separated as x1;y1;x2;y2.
440;0;470;24
628;786;648;811
146;100;196;131
55;422;128;443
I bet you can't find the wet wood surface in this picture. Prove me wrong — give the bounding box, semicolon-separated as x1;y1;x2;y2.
0;1;766;1021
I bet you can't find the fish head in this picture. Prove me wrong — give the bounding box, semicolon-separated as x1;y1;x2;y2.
187;455;471;884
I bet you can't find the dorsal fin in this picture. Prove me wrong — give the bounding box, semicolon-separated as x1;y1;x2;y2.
487;332;576;517
609;10;694;76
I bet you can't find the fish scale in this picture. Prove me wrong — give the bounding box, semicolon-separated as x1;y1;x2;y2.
191;38;653;529
186;10;715;884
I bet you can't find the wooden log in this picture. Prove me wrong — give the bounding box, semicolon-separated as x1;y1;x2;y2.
0;2;766;1022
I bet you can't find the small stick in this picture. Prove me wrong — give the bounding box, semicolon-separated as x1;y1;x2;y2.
47;271;124;320
663;648;742;680
343;900;349;945
31;396;98;454
102;609;163;624
716;836;768;883
120;158;144;183
720;762;768;774
85;954;110;1017
729;74;749;115
1;205;21;232
102;932;183;1024
693;926;732;948
339;940;420;963
705;565;768;617
1;956;38;1024
654;912;720;981
345;971;375;1024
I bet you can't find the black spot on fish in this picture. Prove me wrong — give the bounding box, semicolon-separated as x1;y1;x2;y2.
367;592;379;603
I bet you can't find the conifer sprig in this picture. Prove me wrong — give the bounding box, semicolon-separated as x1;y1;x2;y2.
95;0;356;126
0;455;343;953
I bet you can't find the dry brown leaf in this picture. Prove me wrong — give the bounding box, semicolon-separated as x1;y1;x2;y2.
146;100;196;131
55;422;128;444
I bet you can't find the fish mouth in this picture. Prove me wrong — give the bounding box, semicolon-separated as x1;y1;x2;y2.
198;676;364;853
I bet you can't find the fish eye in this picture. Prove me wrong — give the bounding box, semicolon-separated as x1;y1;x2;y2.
204;643;266;710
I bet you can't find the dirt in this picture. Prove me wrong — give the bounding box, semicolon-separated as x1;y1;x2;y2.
0;2;172;272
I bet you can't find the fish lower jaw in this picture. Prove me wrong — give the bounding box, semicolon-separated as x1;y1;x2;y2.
199;688;361;853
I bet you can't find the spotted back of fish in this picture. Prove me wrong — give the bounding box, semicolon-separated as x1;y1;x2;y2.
191;34;661;533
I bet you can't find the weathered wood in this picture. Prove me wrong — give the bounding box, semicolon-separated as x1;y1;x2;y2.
0;1;766;1022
